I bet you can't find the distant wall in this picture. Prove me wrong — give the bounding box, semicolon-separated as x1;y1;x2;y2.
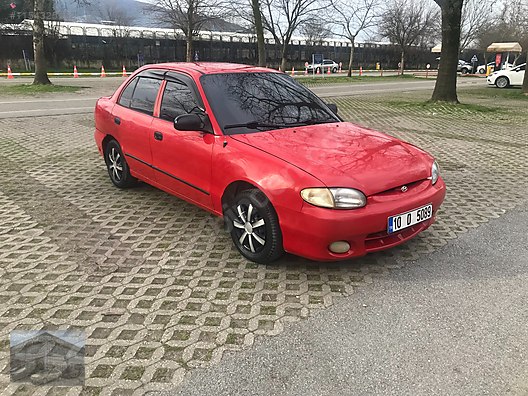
0;32;438;71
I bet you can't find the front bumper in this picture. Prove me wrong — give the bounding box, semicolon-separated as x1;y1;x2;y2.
279;178;447;261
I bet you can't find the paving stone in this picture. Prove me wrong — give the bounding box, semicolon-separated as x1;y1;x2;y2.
0;90;526;394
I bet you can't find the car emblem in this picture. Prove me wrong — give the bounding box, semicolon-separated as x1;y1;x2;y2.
401;185;408;192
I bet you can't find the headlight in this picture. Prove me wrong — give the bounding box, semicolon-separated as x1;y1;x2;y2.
431;160;439;185
301;188;366;209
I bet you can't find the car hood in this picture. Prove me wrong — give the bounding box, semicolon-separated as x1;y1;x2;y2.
231;122;432;196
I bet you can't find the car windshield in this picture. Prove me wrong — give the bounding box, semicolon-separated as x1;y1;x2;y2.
200;72;339;135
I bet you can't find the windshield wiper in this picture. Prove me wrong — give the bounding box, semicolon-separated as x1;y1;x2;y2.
224;119;332;130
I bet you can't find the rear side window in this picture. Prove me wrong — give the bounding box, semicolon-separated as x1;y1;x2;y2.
118;78;138;108
130;77;162;115
160;81;200;121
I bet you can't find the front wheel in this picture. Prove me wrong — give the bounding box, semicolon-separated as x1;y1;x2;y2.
495;76;509;89
226;189;284;264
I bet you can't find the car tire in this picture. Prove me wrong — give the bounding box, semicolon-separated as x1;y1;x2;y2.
478;68;485;74
332;67;338;73
104;140;137;188
461;67;469;75
226;189;285;264
495;76;509;89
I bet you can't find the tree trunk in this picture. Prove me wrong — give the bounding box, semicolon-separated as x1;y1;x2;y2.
186;7;194;62
251;0;266;67
347;39;355;78
399;51;405;76
186;37;193;62
32;0;51;85
431;0;464;102
523;51;528;94
280;43;288;72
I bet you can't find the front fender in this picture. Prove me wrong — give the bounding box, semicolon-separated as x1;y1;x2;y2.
210;136;322;218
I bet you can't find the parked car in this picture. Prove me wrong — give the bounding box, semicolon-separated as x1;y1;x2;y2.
477;61;515;74
487;63;526;88
457;60;472;74
94;63;446;263
306;59;339;74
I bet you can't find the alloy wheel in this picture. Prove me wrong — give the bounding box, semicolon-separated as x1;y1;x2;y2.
108;147;123;182
232;203;267;253
496;77;508;88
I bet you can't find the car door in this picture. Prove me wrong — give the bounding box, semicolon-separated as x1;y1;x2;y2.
149;73;214;209
510;64;525;85
112;74;163;182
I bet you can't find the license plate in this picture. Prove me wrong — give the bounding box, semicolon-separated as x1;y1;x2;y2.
388;204;433;234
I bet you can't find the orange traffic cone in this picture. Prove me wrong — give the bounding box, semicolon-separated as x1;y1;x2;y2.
122;65;127;77
359;66;363;76
327;67;331;75
278;66;281;72
304;68;308;75
100;65;106;78
73;65;79;78
291;66;295;76
316;68;320;75
7;65;14;79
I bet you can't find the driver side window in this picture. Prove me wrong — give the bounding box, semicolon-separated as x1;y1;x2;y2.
160;81;200;122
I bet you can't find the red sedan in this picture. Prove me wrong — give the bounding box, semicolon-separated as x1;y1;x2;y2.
94;63;446;263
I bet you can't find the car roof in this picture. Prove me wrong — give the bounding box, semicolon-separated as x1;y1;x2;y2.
139;62;277;77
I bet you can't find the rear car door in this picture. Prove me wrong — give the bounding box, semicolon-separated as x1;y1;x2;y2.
149;73;214;208
112;73;163;182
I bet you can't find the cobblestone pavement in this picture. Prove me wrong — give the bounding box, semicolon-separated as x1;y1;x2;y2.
0;87;527;395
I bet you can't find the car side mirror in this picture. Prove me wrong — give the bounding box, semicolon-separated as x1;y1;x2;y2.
327;103;338;115
174;114;206;132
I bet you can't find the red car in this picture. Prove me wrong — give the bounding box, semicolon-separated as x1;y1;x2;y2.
94;63;446;263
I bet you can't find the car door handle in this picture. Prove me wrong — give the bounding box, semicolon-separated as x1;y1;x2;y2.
154;131;163;141
114;117;121;125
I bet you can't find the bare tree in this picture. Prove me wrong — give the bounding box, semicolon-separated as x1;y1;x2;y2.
329;0;379;77
379;0;438;76
459;0;493;51
150;0;227;62
261;0;325;71
227;0;266;66
251;0;266;66
300;19;332;46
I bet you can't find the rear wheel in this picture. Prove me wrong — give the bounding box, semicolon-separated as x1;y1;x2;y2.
495;76;509;89
332;67;338;73
104;140;136;188
226;189;284;264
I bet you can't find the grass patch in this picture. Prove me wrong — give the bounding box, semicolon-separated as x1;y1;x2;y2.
387;99;500;114
296;74;421;85
0;84;82;95
459;86;528;101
